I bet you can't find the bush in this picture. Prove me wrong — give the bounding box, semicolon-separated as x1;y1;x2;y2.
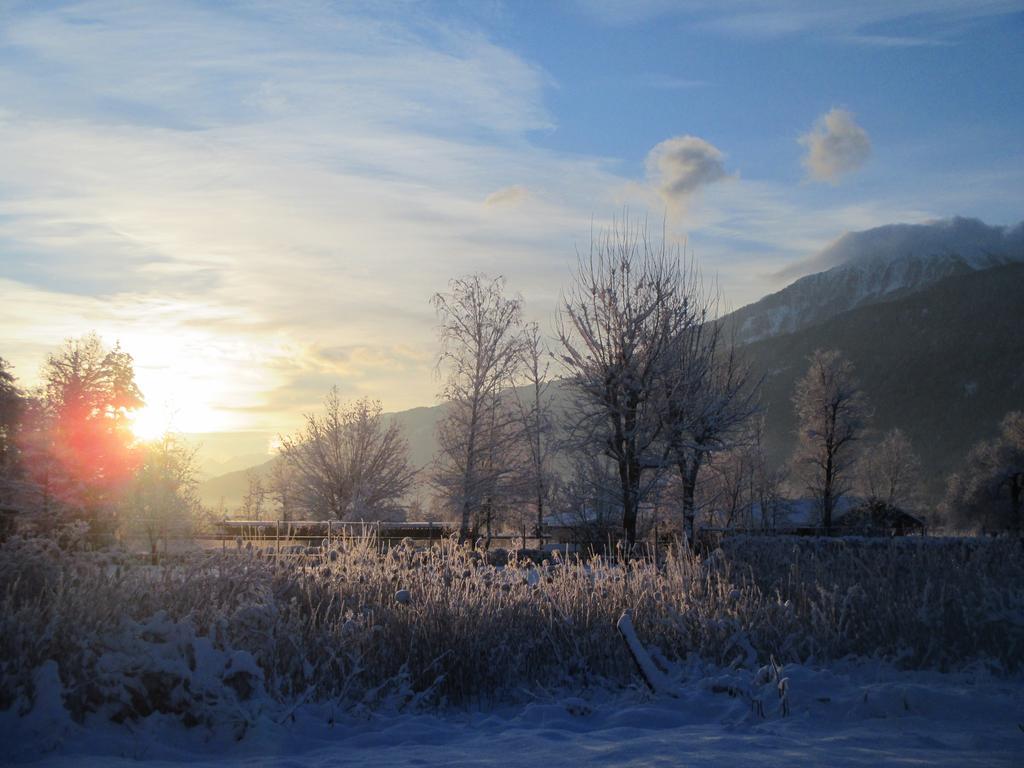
1;533;1021;728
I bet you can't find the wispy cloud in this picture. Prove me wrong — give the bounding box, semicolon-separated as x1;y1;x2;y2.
484;185;529;206
0;1;618;427
575;0;1020;45
840;34;955;48
0;0;1014;445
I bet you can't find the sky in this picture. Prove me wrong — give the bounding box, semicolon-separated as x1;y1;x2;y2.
1;0;1022;459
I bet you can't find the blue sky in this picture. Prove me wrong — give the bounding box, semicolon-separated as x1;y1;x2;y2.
512;2;1023;182
0;0;1021;451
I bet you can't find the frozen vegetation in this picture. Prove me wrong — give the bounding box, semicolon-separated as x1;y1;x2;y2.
1;533;1023;764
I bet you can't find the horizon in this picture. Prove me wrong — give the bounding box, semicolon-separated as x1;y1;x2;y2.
2;1;1022;461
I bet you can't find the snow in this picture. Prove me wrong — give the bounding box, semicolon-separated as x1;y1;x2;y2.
616;609;676;696
4;662;1022;767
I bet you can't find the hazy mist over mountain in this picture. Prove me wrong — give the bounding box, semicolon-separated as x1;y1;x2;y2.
198;216;1024;509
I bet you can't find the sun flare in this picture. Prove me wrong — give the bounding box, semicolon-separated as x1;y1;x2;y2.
128;404;174;442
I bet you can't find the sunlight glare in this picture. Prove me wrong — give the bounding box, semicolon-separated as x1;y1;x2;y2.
128;403;174;442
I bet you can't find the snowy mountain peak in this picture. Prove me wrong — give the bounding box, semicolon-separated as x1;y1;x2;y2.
814;217;1023;273
728;217;1023;344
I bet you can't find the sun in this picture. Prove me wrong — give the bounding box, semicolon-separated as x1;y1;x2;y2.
128;404;174;442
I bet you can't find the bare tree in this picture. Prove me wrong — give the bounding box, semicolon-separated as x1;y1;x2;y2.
706;447;750;530
662;318;759;545
859;428;923;510
240;470;267;520
432;274;524;541
512;322;556;547
748;415;788;532
121;434;200;564
553;451;624;552
267;457;297;522
280;389;416;521
792;349;870;534
703;414;784;532
557;219;698;547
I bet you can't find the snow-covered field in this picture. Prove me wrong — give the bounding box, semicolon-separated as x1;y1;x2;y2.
3;534;1023;766
6;662;1022;767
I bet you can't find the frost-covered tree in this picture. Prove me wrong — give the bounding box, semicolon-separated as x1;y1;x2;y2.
662;318;759;544
747;415;788;532
792;349;870;534
280;390;416;521
23;334;143;534
432;274;524;542
706;445;752;530
512;322;556;547
553;451;625;551
557;219;700;547
702;414;781;532
858;428;923;510
267;457;297;522
121;434;200;564
943;411;1024;534
240;470;267;520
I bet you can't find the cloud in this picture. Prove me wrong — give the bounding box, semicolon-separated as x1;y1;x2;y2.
576;1;1020;45
842;34;954;48
484;185;528;206
0;1;1015;451
645;135;729;206
799;109;871;183
0;1;627;432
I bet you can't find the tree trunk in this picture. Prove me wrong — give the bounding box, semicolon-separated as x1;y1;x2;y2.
536;492;544;548
1011;473;1023;537
678;454;702;549
459;498;473;543
822;452;835;535
619;458;639;550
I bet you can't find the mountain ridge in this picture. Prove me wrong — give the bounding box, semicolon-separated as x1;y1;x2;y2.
727;217;1023;344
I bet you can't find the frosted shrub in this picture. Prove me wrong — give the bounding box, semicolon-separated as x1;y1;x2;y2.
718;535;1024;670
1;533;1021;728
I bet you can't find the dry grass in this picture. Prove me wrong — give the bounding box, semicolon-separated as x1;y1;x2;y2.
1;532;1021;725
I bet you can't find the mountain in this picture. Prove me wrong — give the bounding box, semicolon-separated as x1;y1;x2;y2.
182;431;276;480
727;218;1023;344
744;262;1024;498
200;218;1024;511
196;453;275;481
197;459;273;510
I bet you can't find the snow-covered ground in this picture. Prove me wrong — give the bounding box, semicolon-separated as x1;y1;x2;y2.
6;662;1022;767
